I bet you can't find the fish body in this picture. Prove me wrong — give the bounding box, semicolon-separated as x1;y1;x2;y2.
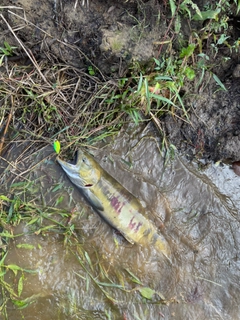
57;150;170;259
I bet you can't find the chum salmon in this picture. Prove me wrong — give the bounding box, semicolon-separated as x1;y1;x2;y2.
57;149;170;259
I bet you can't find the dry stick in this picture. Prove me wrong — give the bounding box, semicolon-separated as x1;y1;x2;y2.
0;14;51;86
7;10;106;81
0;98;14;156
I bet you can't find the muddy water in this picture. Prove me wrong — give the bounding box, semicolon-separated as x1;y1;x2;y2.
1;123;240;320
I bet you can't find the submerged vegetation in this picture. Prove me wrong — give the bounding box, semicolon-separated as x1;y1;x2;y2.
0;0;240;318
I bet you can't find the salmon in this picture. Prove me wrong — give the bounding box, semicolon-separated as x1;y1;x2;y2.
57;150;170;259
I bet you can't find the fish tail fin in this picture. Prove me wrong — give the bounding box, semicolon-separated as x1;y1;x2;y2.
152;234;171;263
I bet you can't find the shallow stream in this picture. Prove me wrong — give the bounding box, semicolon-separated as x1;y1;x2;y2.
1;123;240;320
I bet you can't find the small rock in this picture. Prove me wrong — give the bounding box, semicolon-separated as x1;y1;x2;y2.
232;161;240;176
232;64;240;78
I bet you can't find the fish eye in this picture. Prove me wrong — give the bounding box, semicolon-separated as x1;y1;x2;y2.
82;157;89;166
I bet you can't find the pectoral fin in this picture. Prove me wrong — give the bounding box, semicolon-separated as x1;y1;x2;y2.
83;188;104;212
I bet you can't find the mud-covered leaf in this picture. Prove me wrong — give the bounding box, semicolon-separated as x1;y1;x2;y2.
124;268;143;285
0;231;14;238
12;299;29;309
84;251;93;271
52;183;64;192
16;243;35;250
138;287;155;299
0;270;6;277
35;224;57;235
18;275;24;296
0;252;8;266
2;279;18;297
7;264;23;276
97;281;124;289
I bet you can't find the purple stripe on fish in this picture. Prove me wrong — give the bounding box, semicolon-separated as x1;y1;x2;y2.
128;217;143;232
110;196;124;214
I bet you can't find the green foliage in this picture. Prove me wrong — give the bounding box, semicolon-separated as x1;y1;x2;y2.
234;0;240;14
88;65;95;76
0;41;17;65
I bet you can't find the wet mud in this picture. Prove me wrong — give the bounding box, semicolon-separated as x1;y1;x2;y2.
1;0;240;162
1;123;240;319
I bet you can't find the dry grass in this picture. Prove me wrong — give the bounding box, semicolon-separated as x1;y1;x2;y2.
0;8;130;172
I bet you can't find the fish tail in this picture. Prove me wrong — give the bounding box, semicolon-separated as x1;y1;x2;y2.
152;233;171;262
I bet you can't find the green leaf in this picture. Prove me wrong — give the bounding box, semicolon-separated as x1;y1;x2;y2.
84;251;93;270
0;195;12;202
52;183;64;192
138;287;155;299
16;244;35;250
212;73;227;91
169;0;177;16
0;231;14;238
88;66;95;76
55;196;64;206
26;217;39;226
10;181;29;189
18;275;24;296
6;264;22;276
193;9;221;21
180;44;196;59
35;224;56;235
53;140;61;154
124;268;143;285
236;0;240;14
144;78;150;114
149;93;176;106
1;279;18;297
12;299;29;309
0;252;8;266
217;34;229;45
185;67;196;80
137;73;143;93
155;76;172;81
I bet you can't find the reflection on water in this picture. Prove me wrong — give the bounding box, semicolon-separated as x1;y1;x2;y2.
1;123;240;319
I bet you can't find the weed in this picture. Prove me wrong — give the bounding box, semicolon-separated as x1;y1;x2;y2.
0;41;17;66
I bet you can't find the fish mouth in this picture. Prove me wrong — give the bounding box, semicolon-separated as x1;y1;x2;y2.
56;155;86;188
56;156;78;172
57;152;96;189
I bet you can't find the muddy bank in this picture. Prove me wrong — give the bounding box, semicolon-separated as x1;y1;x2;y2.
163;71;240;163
1;1;240;164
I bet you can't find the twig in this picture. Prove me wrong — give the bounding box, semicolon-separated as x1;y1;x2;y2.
0;97;14;156
7;10;105;80
0;14;51;86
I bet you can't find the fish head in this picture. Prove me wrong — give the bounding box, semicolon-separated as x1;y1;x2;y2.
57;149;101;188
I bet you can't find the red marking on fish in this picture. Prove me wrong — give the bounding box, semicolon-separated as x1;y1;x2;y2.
128;217;142;232
135;222;142;232
110;196;124;214
128;217;136;230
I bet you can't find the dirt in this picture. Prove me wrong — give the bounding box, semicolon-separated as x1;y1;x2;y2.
1;0;240;164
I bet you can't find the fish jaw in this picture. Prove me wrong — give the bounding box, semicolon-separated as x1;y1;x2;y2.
57;156;85;188
57;152;104;211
